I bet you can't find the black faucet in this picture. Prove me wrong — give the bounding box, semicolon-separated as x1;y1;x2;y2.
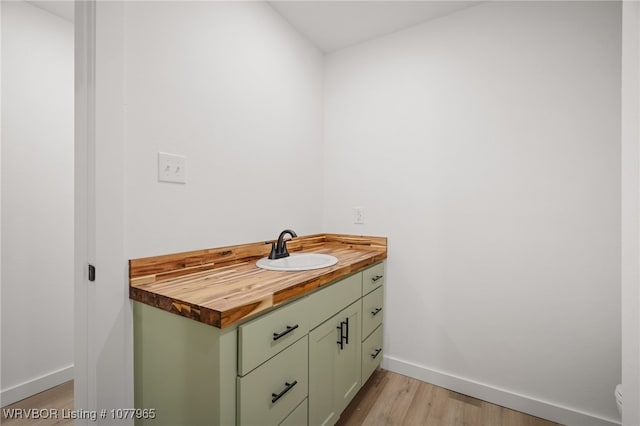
267;229;298;259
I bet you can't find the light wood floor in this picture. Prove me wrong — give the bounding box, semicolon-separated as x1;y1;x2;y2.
1;381;73;426
1;372;561;426
337;370;562;426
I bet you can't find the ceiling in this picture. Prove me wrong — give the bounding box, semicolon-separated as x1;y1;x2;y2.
25;1;477;53
268;1;477;52
27;1;74;22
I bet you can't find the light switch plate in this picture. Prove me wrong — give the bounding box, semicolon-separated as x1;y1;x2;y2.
158;152;186;184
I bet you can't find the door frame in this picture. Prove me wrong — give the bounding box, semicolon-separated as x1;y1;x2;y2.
74;0;95;419
74;2;132;421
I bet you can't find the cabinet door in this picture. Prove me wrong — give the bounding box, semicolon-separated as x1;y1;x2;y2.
333;300;362;415
309;315;339;426
309;300;361;426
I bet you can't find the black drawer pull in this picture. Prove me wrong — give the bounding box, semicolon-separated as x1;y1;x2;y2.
371;275;383;282
271;380;298;403
337;322;345;350
371;307;382;316
273;324;299;341
371;348;382;359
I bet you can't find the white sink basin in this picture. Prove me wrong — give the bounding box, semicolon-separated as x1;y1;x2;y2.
256;253;338;272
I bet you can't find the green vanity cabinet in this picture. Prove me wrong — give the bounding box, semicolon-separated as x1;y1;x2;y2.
134;261;385;426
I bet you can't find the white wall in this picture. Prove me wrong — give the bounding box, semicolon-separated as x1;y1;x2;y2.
124;1;325;258
324;2;621;424
621;2;640;425
1;0;74;405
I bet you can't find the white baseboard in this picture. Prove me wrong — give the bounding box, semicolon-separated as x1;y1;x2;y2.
382;355;620;426
1;365;74;407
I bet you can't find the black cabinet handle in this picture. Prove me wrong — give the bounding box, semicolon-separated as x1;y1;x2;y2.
271;380;298;403
371;275;383;282
344;317;349;345
273;324;299;341
337;317;350;349
371;307;382;316
371;348;382;359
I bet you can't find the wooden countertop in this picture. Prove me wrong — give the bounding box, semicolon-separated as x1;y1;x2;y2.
129;234;387;328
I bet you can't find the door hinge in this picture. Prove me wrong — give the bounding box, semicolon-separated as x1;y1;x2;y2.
88;264;96;282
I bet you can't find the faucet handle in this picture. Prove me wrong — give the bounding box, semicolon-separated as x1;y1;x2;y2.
265;241;277;260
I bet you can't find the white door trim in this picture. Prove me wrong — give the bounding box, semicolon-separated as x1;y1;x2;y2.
75;2;133;422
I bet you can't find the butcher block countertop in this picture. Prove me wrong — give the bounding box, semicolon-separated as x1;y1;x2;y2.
129;234;387;328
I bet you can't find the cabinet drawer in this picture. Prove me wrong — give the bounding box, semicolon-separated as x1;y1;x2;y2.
239;296;309;376
362;262;385;296
361;325;383;384
279;398;307;426
362;285;383;340
238;336;308;426
307;273;361;330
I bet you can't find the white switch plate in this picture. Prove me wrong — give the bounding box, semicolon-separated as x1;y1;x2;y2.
354;207;365;224
158;152;186;184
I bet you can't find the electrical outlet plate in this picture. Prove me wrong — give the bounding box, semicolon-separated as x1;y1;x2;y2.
354;207;364;224
158;152;186;184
